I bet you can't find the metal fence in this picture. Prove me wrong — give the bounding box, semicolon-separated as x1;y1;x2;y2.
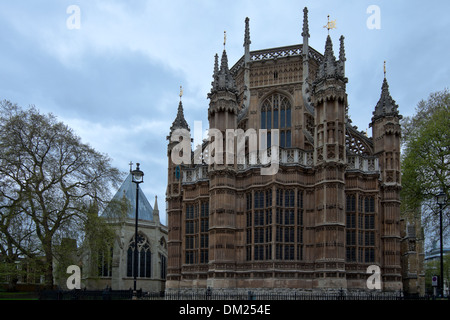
39;289;434;301
160;291;432;301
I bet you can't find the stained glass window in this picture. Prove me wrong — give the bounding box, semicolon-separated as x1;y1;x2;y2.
126;233;152;278
260;94;292;147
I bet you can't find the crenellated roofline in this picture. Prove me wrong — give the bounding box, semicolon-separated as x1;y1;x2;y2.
230;44;324;76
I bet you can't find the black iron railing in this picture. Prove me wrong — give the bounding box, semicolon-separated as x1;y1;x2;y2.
38;289;434;301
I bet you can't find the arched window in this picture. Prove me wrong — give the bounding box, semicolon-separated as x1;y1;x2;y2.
160;254;167;279
98;247;113;277
126;233;152;278
261;93;291;147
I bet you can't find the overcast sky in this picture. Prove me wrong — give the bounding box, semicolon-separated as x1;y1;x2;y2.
1;0;449;225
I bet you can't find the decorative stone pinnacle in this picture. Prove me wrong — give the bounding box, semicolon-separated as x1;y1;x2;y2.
214;53;219;75
220;49;229;72
209;49;237;95
339;35;346;62
315;34;347;82
244;17;251;47
302;7;310;38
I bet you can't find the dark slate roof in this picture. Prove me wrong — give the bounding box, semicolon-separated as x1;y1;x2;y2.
103;173;153;221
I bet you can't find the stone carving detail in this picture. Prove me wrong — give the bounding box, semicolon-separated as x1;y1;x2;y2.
345;125;373;155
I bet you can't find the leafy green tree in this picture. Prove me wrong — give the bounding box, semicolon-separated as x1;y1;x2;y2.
0;204;40;290
401;89;449;247
0;100;123;289
81;195;130;284
424;254;450;294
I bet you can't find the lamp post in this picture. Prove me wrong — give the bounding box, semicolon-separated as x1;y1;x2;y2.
436;189;447;298
131;163;144;299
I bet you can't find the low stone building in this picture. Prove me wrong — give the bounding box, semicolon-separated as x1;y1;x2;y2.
82;172;168;292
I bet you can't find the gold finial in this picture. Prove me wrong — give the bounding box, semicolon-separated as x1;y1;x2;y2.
323;14;337;34
223;31;227;49
179;85;183;101
383;61;386;79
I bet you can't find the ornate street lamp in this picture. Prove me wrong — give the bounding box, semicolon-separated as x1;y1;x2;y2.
436;189;447;297
131;163;144;299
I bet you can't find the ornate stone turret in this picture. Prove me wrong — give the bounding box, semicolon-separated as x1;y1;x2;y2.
370;66;403;291
166;92;190;289
313;34;348;165
311;33;348;289
206;38;239;289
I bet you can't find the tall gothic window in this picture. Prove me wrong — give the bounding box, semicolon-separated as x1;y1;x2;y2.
246;188;304;262
276;189;297;260
126;233;152;278
261;94;292;148
246;190;272;261
185;201;209;265
98;247;113;277
346;194;376;263
346;194;357;262
200;201;209;264
160;254;167;279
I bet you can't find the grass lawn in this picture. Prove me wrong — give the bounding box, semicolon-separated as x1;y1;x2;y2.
0;291;39;300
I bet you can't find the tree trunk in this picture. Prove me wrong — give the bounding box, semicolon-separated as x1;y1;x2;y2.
7;277;18;292
44;243;54;290
44;261;54;289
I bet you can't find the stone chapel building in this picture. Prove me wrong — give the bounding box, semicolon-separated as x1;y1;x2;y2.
82;172;168;292
165;7;406;293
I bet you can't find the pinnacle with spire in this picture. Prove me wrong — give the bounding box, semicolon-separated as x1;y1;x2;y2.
220;49;229;73
318;35;336;78
170;96;190;133
372;73;400;122
153;195;159;213
209;40;237;96
316;34;346;81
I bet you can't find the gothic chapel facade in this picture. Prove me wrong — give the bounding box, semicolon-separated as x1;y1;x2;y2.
166;8;403;293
